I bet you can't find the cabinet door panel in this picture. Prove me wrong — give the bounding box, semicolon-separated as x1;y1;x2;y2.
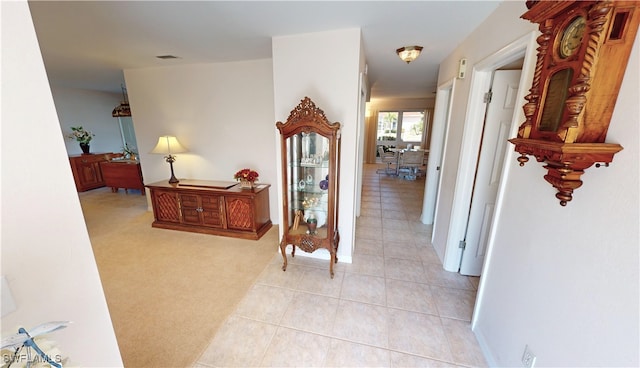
226;197;254;231
78;163;101;186
180;194;199;209
153;191;180;223
201;195;224;228
179;194;201;225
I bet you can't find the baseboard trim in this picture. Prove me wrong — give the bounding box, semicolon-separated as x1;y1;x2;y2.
474;326;498;367
279;245;353;264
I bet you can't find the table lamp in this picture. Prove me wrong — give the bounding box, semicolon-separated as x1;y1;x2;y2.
151;136;187;184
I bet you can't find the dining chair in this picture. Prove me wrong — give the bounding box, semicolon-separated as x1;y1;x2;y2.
398;150;424;180
377;146;398;175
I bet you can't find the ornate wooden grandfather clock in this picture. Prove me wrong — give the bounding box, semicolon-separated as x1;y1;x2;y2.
509;1;639;205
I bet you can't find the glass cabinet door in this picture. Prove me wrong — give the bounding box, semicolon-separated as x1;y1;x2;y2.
286;132;331;238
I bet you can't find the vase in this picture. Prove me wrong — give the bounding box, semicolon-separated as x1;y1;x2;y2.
239;179;254;189
80;142;91;154
306;218;318;235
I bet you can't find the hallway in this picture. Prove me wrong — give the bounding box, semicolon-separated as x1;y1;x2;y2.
194;164;486;367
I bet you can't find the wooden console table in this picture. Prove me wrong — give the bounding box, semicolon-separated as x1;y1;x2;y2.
69;152;123;192
146;179;272;240
100;160;145;194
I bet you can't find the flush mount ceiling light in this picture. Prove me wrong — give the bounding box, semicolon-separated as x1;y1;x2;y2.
396;46;423;64
156;55;180;59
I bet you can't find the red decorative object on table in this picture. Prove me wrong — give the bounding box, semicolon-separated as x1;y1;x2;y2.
234;168;259;189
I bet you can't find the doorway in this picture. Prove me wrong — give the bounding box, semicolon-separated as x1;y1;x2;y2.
438;32;538;275
459;69;522;276
422;78;455;227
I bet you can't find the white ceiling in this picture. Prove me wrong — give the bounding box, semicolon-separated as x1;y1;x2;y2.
28;1;502;100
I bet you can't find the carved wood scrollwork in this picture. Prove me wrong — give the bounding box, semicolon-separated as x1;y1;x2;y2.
559;2;611;143
285;97;329;126
509;138;623;205
298;236;318;253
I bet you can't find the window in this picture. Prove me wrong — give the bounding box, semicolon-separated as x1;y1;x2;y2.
376;110;426;151
400;111;425;142
376;112;398;146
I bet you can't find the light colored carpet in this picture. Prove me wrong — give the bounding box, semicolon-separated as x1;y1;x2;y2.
79;187;279;367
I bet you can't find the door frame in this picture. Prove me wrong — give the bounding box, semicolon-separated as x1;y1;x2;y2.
441;31;538;273
353;71;368;254
422;77;456;226
459;69;522;276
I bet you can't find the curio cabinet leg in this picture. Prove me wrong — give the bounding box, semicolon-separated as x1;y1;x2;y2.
280;237;288;272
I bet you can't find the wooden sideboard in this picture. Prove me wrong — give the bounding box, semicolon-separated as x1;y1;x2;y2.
69;153;123;192
146;179;272;240
100;160;145;194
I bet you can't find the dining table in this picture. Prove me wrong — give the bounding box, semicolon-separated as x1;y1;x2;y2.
388;147;428;176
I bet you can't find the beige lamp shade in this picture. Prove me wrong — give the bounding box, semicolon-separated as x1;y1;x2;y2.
151;136;187;184
151;136;187;155
396;46;423;64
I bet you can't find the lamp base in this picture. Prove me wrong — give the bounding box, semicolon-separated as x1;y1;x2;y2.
167;157;179;184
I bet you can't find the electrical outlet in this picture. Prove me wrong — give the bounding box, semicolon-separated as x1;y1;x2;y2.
522;345;537;368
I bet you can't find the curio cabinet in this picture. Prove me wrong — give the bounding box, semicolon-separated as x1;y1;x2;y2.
276;97;341;278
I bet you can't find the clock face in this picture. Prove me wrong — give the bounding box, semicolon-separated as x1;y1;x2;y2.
559;16;586;58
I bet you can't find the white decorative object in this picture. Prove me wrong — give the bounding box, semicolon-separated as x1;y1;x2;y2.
1;321;70;368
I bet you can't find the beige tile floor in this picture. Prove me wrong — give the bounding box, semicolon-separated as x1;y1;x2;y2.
194;164;487;367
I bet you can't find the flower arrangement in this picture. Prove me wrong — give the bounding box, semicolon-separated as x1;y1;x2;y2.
234;168;259;183
67;126;94;144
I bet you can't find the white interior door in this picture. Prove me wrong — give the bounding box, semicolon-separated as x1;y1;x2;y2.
459;70;520;276
422;79;455;227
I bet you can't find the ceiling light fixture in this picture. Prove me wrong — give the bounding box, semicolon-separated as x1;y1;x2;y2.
156;55;180;59
396;46;423;64
112;84;131;117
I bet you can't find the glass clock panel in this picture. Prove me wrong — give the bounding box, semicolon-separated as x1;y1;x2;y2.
285;132;330;238
539;68;573;132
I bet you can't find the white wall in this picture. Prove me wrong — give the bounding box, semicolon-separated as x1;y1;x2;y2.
435;2;639;366
475;31;639;366
1;2;123;366
53;87;124;155
123;59;278;221
369;97;435;110
432;1;536;264
272;28;362;263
